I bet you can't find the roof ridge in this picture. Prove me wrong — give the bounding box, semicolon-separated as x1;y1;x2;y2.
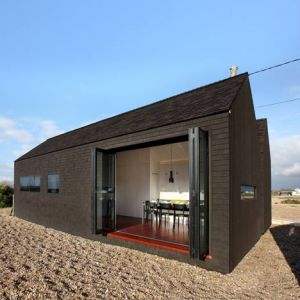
16;72;249;162
47;72;248;141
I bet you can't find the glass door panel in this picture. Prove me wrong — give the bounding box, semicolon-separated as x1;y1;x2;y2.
189;127;209;259
95;149;116;233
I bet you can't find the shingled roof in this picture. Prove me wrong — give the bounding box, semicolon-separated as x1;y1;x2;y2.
17;73;248;161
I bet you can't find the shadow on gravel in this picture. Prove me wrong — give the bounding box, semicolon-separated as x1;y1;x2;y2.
270;225;300;285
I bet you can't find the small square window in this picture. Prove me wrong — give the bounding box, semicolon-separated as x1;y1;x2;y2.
48;174;59;193
241;185;255;200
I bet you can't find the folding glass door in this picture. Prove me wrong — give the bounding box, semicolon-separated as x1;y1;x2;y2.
189;127;209;260
95;149;116;233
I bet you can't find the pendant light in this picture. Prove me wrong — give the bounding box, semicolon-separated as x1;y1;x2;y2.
169;144;174;183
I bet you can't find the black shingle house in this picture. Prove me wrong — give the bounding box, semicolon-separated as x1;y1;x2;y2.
14;73;271;273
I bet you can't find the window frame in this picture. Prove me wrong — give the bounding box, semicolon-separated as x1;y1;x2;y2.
20;176;41;192
240;185;256;200
47;174;60;193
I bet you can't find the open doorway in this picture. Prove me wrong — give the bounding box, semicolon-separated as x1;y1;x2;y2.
115;141;189;247
94;128;209;257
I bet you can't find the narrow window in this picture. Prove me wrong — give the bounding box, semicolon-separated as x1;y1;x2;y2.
48;174;59;193
20;177;30;191
31;176;41;192
20;176;40;192
241;185;255;200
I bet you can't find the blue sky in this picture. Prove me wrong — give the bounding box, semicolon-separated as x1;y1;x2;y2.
0;1;299;189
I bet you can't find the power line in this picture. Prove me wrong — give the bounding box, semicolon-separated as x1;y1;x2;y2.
255;97;300;108
249;58;300;76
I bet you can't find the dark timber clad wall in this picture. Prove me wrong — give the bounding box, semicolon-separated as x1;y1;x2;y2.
229;78;263;271
256;119;272;232
14;112;231;273
14;147;93;235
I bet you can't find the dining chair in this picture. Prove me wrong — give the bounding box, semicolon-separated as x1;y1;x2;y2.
158;201;172;223
173;203;188;229
149;201;159;221
143;200;151;222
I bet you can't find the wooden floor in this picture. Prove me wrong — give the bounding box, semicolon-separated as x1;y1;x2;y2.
115;215;141;230
110;216;189;252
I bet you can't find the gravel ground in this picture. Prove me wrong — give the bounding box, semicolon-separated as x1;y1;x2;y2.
272;197;300;221
273;204;300;221
0;210;299;299
0;208;11;216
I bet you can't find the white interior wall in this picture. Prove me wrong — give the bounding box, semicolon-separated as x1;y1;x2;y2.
116;141;189;219
150;142;189;201
150;148;160;201
116;148;150;218
159;161;189;200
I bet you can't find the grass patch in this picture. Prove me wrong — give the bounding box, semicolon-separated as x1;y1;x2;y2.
281;198;300;204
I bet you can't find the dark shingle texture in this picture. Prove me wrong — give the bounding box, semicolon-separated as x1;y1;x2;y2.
17;73;247;161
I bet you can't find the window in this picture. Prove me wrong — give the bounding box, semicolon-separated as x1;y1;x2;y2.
20;176;40;192
48;174;59;193
241;185;255;200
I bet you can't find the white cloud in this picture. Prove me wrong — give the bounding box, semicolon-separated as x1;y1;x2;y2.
0;116;64;183
0;162;14;185
12;144;33;158
0;176;13;185
282;163;300;177
0;162;14;170
4;128;33;144
0;117;34;144
39;120;63;140
270;134;300;178
0;117;15;128
0;115;64;159
21;117;63;140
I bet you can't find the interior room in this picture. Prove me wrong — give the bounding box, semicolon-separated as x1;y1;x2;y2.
115;141;189;246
